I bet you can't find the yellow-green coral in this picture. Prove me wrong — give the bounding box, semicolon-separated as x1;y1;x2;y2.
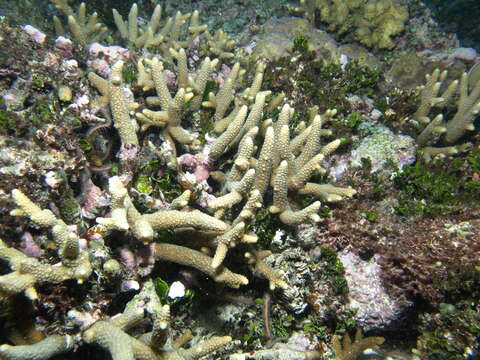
292;0;408;50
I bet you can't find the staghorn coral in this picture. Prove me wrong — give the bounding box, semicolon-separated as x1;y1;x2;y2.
85;36;356;286
412;68;480;161
50;0;111;46
0;301;231;360
82;304;232;360
0;10;366;359
93;176;249;288
1;1;480;358
200;104;356;285
332;328;384;360
112;3;207;52
0;189;92;300
200;29;236;61
208;103;356;214
291;0;408;50
96;176;228;241
89;60;140;146
0;334;74;360
134;53;206;155
48;1;231;65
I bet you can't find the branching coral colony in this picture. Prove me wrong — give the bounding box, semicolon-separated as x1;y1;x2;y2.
412;69;480;161
290;0;408;50
0;2;358;359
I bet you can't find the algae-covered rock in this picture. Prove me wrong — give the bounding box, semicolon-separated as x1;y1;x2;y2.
351;123;416;174
248;17;339;61
329;123;416;181
337;43;383;69
228;332;320;360
386;51;428;89
386;51;466;90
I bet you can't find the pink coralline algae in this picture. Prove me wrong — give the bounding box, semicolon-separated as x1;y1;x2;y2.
88;58;110;77
89;43;130;64
119;248;136;274
20;232;44;258
62;59;79;73
117;143;139;161
81;180;107;219
339;250;410;331
54;36;74;58
42;52;60;71
68;94;98;122
121;280;140;292
163;69;177;90
22;25;46;44
178;153;210;184
212;64;231;87
73;94;89;108
2;93;14;101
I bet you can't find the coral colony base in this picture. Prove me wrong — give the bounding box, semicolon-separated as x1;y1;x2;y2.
0;0;479;359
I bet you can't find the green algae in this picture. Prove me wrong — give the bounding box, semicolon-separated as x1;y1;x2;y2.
292;34;310;54
263;51;383;120
321;248;348;296
416;267;480;359
393;150;480;218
